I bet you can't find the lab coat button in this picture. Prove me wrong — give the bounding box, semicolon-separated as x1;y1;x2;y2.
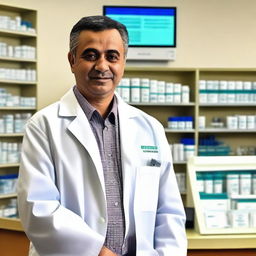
99;217;106;223
114;202;119;206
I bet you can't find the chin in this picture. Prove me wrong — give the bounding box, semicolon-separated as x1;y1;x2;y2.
91;88;115;97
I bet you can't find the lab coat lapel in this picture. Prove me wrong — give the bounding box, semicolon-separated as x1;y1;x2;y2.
117;94;138;238
59;89;105;196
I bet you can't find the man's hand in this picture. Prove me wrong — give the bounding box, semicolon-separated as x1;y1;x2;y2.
98;246;118;256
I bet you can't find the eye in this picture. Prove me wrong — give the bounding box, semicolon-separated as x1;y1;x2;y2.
106;53;119;62
82;51;98;61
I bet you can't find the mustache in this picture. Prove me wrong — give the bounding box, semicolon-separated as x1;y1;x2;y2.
88;70;113;79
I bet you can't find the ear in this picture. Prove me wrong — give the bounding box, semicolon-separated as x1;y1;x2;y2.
68;52;75;73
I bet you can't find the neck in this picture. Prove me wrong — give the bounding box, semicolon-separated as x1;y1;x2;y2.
93;100;112;118
75;86;115;118
87;94;114;118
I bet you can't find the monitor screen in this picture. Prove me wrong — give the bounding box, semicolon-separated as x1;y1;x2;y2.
103;6;176;48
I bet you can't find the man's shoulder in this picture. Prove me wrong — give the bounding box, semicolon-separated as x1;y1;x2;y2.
32;101;60;119
30;88;75;123
27;101;61;130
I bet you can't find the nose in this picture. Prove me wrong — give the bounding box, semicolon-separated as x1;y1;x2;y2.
94;56;109;73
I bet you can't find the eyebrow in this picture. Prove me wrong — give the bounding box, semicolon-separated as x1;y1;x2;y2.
81;48;120;56
81;48;98;56
106;49;120;56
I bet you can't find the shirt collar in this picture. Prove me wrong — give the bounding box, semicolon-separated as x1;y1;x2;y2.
73;85;117;125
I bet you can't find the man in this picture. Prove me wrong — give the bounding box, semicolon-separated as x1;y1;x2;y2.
17;16;187;256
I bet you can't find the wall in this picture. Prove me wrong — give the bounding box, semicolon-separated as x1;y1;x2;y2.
2;0;256;109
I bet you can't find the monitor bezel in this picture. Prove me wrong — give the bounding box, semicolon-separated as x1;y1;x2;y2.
103;5;177;48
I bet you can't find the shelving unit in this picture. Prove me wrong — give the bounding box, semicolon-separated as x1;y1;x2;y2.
197;68;256;162
0;4;37;231
124;67;197;134
124;66;256;206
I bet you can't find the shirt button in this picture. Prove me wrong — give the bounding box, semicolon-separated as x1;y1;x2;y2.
108;153;112;157
114;202;119;206
99;217;106;223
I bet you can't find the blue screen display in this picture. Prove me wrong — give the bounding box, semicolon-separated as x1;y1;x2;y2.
103;6;176;47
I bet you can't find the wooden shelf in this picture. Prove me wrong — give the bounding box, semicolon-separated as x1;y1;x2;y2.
129;102;195;106
125;66;196;72
0;193;17;199
230;194;256;199
0;217;23;231
165;128;195;133
0;79;36;85
200;103;256;107
174;161;187;165
0;56;36;63
0;133;24;137
0;163;19;168
198;68;256;72
0;107;35;110
0;3;36;13
0;29;36;38
199;128;256;133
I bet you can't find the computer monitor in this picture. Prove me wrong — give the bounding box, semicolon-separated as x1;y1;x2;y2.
103;6;177;61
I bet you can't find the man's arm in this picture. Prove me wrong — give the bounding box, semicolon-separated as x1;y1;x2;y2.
17;120;104;256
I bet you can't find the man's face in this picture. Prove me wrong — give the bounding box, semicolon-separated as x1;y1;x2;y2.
68;29;126;101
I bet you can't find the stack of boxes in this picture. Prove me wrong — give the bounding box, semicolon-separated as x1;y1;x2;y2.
197;170;256;229
117;77;190;104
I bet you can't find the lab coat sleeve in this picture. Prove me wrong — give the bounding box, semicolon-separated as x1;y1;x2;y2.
154;126;187;256
17;119;104;256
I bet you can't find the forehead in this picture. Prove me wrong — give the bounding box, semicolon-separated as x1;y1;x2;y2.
76;29;124;53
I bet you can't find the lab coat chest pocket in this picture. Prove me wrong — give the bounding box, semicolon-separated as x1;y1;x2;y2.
134;166;161;213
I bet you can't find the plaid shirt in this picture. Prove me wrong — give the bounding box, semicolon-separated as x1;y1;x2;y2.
73;86;127;255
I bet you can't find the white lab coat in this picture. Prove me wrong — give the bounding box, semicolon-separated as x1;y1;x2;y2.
17;88;187;256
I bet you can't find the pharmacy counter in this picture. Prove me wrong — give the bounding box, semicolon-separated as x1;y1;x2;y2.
187;229;256;256
0;226;256;256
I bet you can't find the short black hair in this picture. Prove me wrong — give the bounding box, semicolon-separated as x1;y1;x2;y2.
69;15;129;55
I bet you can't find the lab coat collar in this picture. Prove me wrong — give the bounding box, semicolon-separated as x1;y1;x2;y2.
58;88;80;117
58;88;139;120
58;88;106;197
115;92;139;119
